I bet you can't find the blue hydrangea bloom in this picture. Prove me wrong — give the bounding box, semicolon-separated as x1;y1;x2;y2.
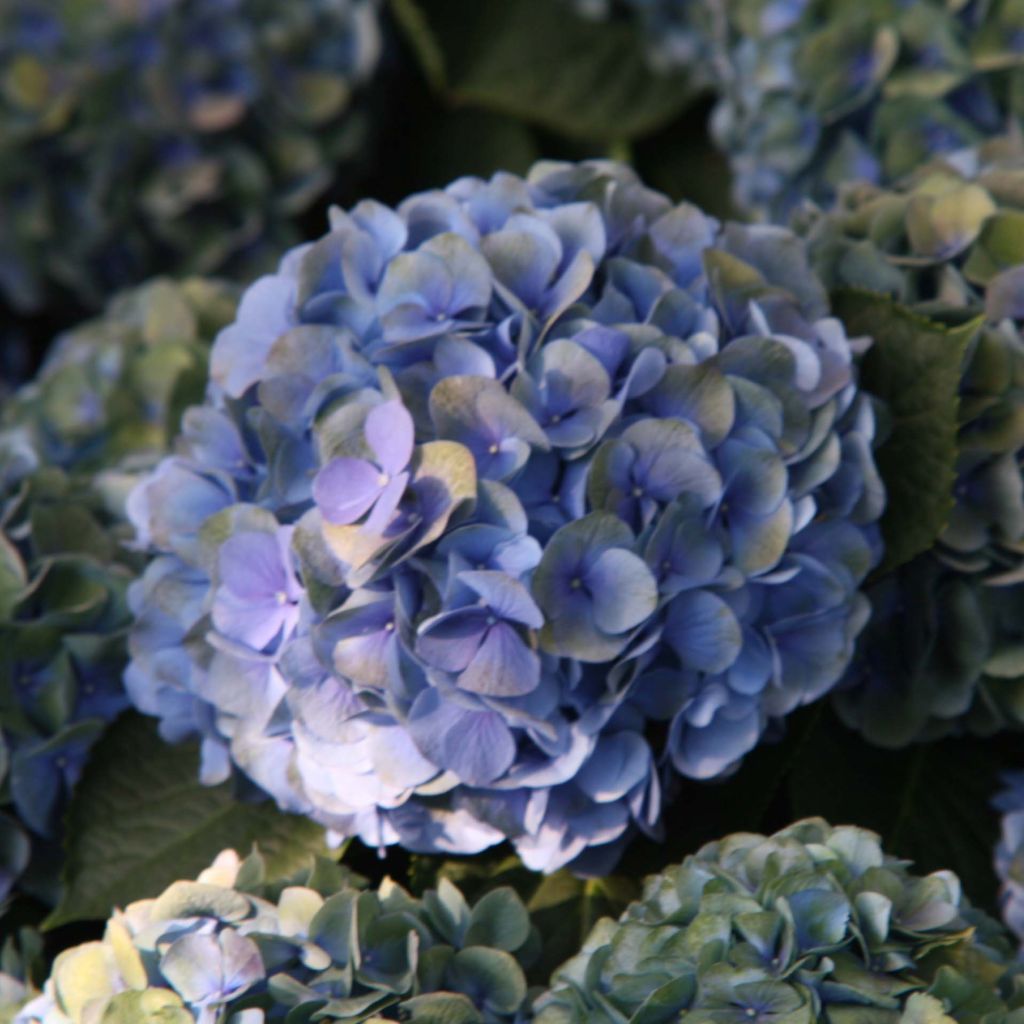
126;161;884;873
698;0;1024;218
0;0;382;311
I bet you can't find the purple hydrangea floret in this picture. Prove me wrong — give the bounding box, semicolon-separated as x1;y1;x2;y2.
126;161;884;872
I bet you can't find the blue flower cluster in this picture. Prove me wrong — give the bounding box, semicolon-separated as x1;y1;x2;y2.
126;161;884;872
700;0;1024;218
0;0;381;311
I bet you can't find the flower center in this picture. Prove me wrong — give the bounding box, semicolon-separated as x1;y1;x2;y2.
632;486;643;497
377;472;390;487
488;443;500;455
275;590;289;605
570;577;583;589
385;621;395;632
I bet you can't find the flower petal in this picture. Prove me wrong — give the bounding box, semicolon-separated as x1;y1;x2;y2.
313;457;384;525
458;622;540;697
365;400;414;476
586;547;658;636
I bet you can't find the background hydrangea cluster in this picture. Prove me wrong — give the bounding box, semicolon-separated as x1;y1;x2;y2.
125;158;883;872
536;817;1021;1024
801;136;1024;746
0;278;235;906
17;819;1024;1024
700;0;1024;218
0;0;381;313
15;846;536;1024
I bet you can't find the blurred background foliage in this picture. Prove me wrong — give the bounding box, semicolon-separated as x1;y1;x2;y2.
0;0;735;389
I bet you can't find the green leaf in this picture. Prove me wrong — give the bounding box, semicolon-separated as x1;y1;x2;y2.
29;504;114;562
525;872;639;982
44;713;327;928
391;0;447;92
390;0;696;142
0;535;27;620
831;290;981;573
447;947;526;1015
418;855;638;984
464;887;530;952
400;993;483;1024
787;707;1012;914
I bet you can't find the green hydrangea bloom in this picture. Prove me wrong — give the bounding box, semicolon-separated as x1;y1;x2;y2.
16;848;535;1024
0;277;236;907
803;136;1024;745
706;0;1024;218
534;818;1019;1024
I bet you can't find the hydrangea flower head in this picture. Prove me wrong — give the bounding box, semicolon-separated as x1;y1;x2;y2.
0;0;382;311
808;137;1024;745
0;277;236;905
127;160;884;872
15;847;535;1024
535;817;1019;1024
703;0;1024;218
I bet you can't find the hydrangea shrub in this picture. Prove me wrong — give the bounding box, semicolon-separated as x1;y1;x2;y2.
15;847;534;1024
0;277;237;904
701;0;1024;218
126;159;884;873
0;0;381;312
805;136;1024;746
535;817;1020;1024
